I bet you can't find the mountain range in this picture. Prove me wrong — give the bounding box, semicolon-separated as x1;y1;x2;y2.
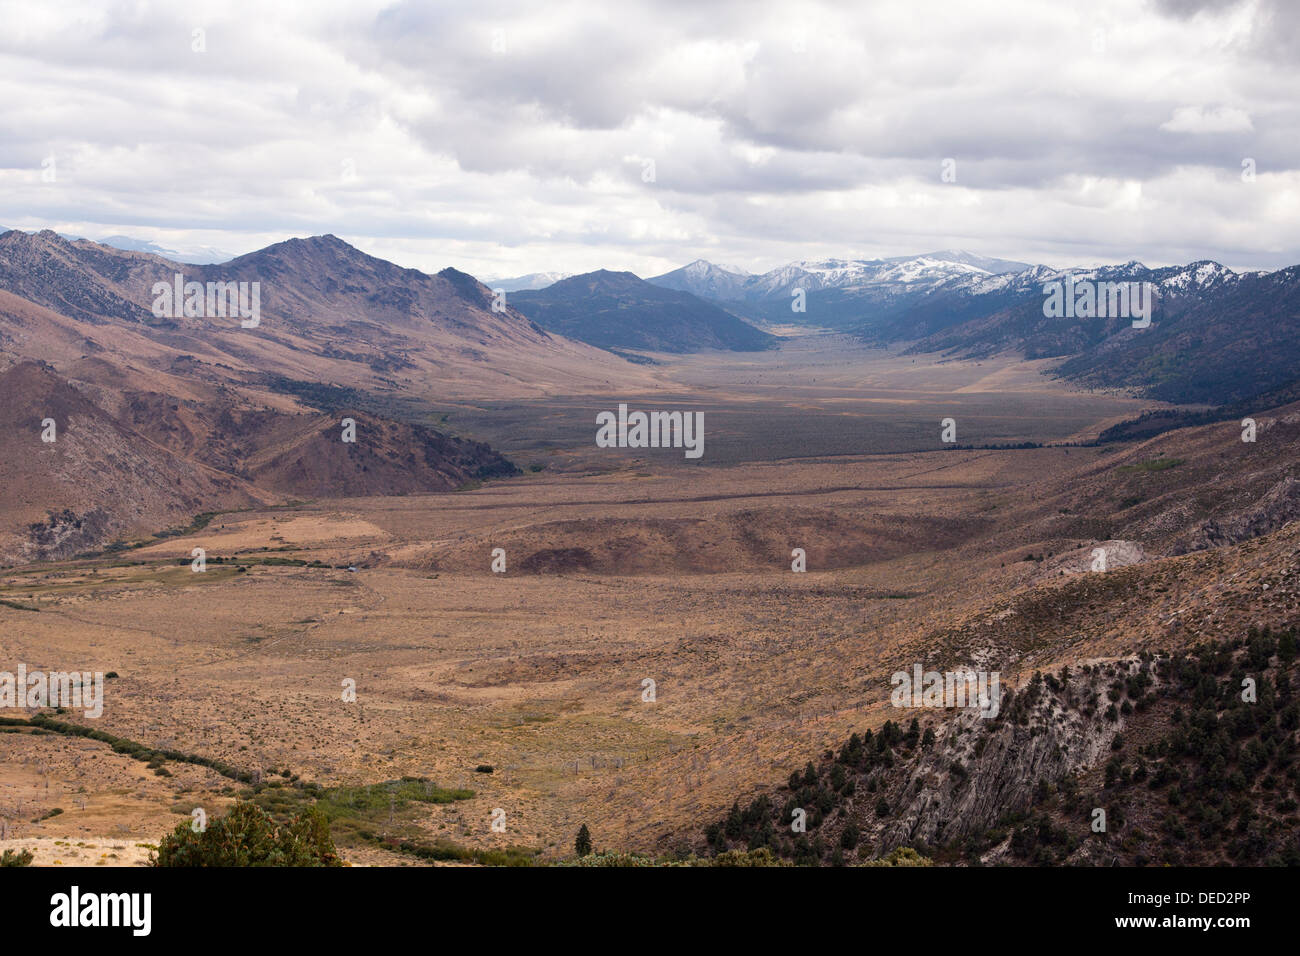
471;248;1300;407
4;226;1299;871
486;271;572;292
640;251;1299;406
0;229;650;397
0;229;652;560
509;269;777;354
1;225;1291;563
649;250;1030;304
5;229;1297;406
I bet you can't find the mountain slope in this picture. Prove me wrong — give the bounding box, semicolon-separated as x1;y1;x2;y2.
646;251;1033;329
0;231;584;561
0;358;521;561
645;250;1300;407
511;270;777;353
0;362;270;562
701;631;1300;866
684;398;1300;865
244;410;517;498
0;230;659;400
1055;265;1300;404
878;261;1300;406
647;260;752;301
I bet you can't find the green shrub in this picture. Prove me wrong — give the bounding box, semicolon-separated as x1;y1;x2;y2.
152;801;342;867
575;823;593;857
705;847;791;867
858;847;933;867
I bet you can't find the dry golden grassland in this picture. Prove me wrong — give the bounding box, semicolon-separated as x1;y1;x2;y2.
8;347;1284;865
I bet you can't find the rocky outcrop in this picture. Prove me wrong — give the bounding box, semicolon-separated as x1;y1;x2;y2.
874;664;1133;851
1173;476;1300;554
702;658;1151;862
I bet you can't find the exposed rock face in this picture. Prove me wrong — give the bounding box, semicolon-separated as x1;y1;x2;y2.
875;665;1132;851
699;659;1151;862
1173;476;1300;554
20;507;114;562
1040;539;1147;577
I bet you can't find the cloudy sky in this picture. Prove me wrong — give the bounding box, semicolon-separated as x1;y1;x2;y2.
2;0;1297;278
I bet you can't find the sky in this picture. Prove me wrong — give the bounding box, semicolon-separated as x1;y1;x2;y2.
1;0;1297;278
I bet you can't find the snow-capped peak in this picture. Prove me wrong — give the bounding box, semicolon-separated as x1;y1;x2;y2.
682;259;750;277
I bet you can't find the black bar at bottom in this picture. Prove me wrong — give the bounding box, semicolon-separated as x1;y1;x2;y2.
1;864;1278;942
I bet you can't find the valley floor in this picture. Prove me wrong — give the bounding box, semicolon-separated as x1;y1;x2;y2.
2;342;1296;865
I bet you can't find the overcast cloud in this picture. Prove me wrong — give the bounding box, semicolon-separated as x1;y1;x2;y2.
1;0;1297;276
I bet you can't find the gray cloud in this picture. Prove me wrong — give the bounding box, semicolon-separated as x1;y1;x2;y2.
0;0;1296;277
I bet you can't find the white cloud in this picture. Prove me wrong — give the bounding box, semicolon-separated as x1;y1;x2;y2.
0;0;1296;275
1160;105;1255;133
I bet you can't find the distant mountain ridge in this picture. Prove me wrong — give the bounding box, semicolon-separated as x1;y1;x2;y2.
649;260;753;301
0;230;660;560
6;227;1296;409
93;234;236;264
861;258;1299;405
510;269;777;353
0;229;652;398
486;271;572;292
647;250;1032;315
647;248;1300;407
